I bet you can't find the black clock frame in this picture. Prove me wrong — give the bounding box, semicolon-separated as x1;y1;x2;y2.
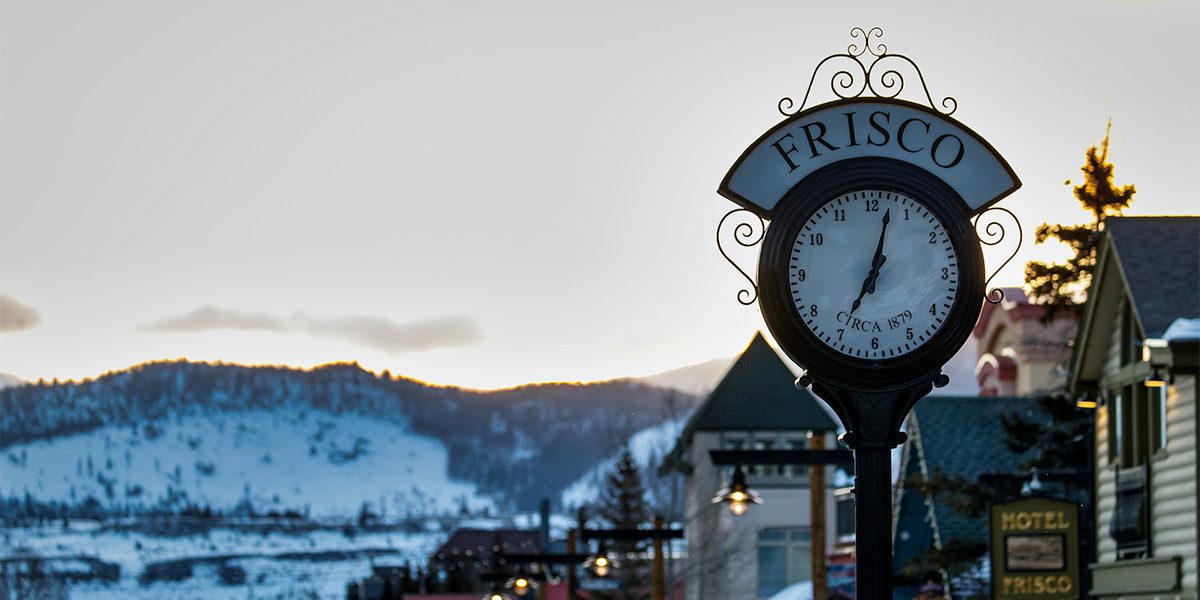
758;156;985;392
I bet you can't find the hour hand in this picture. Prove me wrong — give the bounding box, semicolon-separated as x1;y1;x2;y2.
865;253;886;294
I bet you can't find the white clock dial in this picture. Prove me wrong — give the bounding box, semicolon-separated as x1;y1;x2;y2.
788;190;959;359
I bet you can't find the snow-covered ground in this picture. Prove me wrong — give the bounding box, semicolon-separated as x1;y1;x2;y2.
767;580;813;600
1;409;492;518
3;521;443;599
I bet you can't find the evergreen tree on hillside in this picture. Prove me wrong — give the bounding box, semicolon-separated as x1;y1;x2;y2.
593;448;650;600
1025;121;1136;321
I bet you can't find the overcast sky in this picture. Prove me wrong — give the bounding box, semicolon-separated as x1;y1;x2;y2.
2;0;1197;388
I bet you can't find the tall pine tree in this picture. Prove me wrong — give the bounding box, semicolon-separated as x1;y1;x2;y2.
1025;121;1136;321
594;448;650;600
903;125;1136;594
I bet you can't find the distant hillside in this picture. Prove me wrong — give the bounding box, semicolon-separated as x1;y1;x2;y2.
630;357;732;395
0;361;699;513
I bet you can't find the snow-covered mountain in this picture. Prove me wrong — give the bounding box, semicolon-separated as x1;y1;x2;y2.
0;360;699;517
630;358;733;395
2;409;487;518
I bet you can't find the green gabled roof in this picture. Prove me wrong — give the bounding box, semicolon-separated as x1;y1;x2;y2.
683;332;839;437
892;396;1046;572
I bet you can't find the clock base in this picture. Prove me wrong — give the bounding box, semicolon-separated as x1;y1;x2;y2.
803;370;948;600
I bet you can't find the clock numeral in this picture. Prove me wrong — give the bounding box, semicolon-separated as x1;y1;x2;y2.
871;337;879;350
810;304;818;316
834;209;846;222
797;269;806;281
906;328;913;340
941;267;949;280
836;328;844;341
929;231;937;244
929;303;937;316
808;233;823;246
865;199;879;212
903;208;910;221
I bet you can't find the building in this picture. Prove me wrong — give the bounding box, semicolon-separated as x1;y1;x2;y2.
427;528;542;594
973;288;1077;397
667;332;841;600
892;284;1079;597
891;395;1043;597
1068;216;1200;598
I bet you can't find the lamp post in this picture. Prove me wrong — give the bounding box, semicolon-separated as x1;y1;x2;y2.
575;508;684;600
709;446;854;600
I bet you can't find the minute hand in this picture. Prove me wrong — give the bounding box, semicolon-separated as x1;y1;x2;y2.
850;209;890;314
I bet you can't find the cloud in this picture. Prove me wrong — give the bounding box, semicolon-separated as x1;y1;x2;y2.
300;314;482;353
0;295;41;332
140;306;483;354
139;306;287;333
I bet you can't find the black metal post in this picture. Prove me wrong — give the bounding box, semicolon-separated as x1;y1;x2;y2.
853;444;893;600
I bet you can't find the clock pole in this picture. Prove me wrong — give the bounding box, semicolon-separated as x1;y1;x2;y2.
853;444;894;599
807;374;942;600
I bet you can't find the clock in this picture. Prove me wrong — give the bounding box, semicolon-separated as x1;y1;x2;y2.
758;158;984;388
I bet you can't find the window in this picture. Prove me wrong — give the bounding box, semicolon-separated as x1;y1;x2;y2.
1150;384;1166;453
753;434;777;476
757;527;811;598
782;437;808;479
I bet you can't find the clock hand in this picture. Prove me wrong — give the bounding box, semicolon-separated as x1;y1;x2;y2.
850;253;887;314
850;209;891;315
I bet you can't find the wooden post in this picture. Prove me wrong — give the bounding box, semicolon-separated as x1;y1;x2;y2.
809;434;828;600
566;529;578;600
652;515;667;600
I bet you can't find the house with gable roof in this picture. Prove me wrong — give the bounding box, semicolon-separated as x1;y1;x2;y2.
973;287;1077;397
891;395;1045;597
1068;216;1200;598
666;332;842;600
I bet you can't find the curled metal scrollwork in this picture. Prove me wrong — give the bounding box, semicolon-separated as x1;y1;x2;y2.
717;209;767;305
971;207;1023;304
778;27;957;117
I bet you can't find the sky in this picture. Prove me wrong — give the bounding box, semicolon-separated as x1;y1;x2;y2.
1;0;1197;389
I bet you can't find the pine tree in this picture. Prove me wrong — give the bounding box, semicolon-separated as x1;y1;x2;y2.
903;126;1131;592
594;448;650;600
1025;121;1136;321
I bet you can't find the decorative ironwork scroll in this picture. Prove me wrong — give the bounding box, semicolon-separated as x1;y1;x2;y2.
778;27;957;117
717;209;767;305
972;206;1023;304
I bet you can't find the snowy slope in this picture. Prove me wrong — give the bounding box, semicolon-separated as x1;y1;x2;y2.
1;409;491;518
560;417;686;509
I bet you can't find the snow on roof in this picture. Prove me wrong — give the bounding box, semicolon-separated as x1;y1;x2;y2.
1164;318;1200;342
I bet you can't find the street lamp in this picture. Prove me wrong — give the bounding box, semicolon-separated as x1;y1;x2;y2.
1144;367;1167;388
505;567;538;597
711;465;763;516
583;541;619;578
483;585;511;600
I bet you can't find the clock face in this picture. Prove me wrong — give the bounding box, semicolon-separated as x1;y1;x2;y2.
787;189;959;360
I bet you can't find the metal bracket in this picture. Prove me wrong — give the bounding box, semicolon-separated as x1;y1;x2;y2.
972;206;1023;304
778;27;957;118
716;208;766;305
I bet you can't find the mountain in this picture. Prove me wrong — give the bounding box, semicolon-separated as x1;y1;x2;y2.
0;373;23;389
0;360;699;516
630;357;733;395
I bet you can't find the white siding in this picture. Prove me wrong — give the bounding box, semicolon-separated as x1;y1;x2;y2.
1149;375;1197;594
1091;287;1197;598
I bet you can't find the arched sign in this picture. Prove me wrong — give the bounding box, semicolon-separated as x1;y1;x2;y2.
720;98;1020;218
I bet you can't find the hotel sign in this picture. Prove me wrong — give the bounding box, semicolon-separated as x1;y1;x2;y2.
990;497;1081;599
